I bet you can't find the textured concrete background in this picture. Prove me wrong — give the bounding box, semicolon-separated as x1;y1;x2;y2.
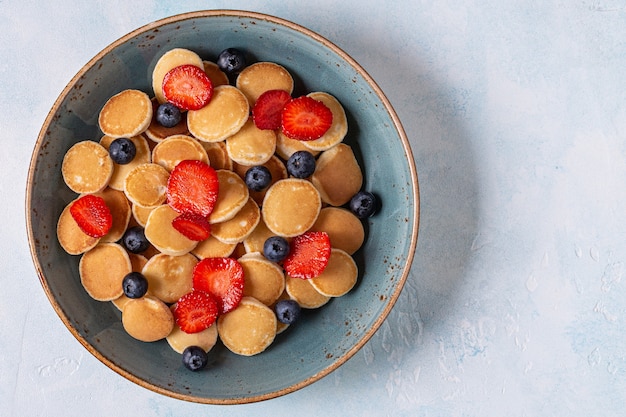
4;1;626;416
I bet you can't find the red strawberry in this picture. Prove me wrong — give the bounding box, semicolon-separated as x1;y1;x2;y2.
173;290;219;334
281;96;333;141
172;212;211;241
162;64;213;111
69;194;113;238
192;257;244;314
283;231;331;279
167;160;219;217
252;89;292;130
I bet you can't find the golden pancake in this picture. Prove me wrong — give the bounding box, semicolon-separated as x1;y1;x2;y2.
202;60;229;87
98;89;153;138
151;48;204;104
209;169;249;223
309;207;364;254
311;143;363;206
122;295;174;342
151;134;209;172
302;92;348;151
92;187;132;243
275;130;320;160
217;296;277;356
309;248;358;297
201;141;232;170
166;317;218;354
141;253;197;304
187;85;249;143
123;163;170;208
131;203;154;227
99;135;152;191
225;118;277;166
144;204;198;256
242;216;275;254
144;98;190;143
262;178;321;237
191;235;237;259
210;197;260;244
79;242;131;301
61;140;113;194
236;62;294;106
233;155;288;206
56;199;100;255
239;252;285;306
284;274;330;309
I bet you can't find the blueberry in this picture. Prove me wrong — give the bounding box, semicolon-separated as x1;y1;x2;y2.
108;138;136;164
245;166;272;191
349;191;378;219
155;102;182;127
274;299;301;325
122;272;148;299
286;151;316;178
182;346;208;371
216;48;247;75
122;226;150;253
263;236;290;262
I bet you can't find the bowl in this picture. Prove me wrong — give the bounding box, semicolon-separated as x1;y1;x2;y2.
26;10;419;404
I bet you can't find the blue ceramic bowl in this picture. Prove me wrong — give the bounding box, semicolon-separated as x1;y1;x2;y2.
26;10;419;404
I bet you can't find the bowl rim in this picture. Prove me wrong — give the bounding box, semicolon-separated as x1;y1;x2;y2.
25;9;420;404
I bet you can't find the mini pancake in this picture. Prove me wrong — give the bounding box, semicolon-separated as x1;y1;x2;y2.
209;170;249;223
309;207;364;255
191;235;237;259
202;60;229;87
79;242;132;301
210;197;260;244
151;134;209;172
131;203;154;227
141;253;197;304
152;48;204;104
262;178;321;237
201;141;232;170
284;274;330;309
98;89;153;138
225;118;276;166
187;85;249;143
239;252;285;306
122;295;174;342
301;92;348;151
167;316;218;354
99;135;151;191
217;296;277;356
145;98;190;143
93;187;132;243
56;198;100;255
61;140;113;194
144;204;198;256
243;216;275;254
311;143;363;206
123;163;170;208
233;155;288;206
236;62;294;106
275;131;320;160
309;248;358;297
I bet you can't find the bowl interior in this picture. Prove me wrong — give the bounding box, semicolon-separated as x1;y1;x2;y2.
26;10;418;404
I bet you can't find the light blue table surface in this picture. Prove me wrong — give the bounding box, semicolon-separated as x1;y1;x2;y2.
3;1;625;416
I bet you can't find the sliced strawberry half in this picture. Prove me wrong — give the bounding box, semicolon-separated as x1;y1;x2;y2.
281;95;333;141
192;257;244;314
69;194;113;238
162;64;213;111
252;89;292;130
167;160;219;217
172;212;211;241
173;290;219;334
283;231;331;279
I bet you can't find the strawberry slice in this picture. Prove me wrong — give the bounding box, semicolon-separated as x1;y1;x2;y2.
281;95;333;141
173;290;219;334
172;212;211;241
162;64;213;111
167;160;219;217
69;194;113;238
192;257;244;314
283;231;331;279
252;89;292;130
